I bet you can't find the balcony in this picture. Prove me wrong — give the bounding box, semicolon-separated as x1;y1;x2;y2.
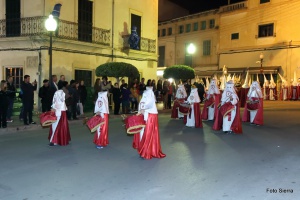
122;35;156;54
219;1;248;13
0;16;110;46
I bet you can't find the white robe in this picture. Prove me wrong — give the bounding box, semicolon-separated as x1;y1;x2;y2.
186;104;195;127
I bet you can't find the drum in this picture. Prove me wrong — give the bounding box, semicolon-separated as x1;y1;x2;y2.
179;103;190;115
86;115;105;133
219;102;235;117
39;111;57;127
246;100;259;111
124;115;146;134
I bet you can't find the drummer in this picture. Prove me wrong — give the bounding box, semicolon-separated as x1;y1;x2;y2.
93;91;110;149
242;81;263;126
133;86;166;159
186;86;203;128
213;80;242;134
201;78;221;121
48;90;71;146
171;83;187;119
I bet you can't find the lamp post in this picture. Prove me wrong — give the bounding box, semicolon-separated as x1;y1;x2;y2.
187;43;196;67
45;14;58;82
259;52;264;74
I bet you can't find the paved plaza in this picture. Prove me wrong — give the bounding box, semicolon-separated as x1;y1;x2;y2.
0;101;300;200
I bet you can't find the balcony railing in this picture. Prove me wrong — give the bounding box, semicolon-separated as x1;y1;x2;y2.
0;16;110;46
219;1;248;13
123;35;156;53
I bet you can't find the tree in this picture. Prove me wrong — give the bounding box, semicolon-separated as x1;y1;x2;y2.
163;65;195;81
95;62;140;82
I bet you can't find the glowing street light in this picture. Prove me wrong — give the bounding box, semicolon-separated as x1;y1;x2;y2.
187;43;196;67
45;14;58;82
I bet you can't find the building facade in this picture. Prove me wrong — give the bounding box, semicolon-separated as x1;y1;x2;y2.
159;0;300;84
0;0;158;109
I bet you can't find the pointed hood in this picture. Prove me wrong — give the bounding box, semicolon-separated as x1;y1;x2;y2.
278;73;288;86
263;74;269;87
205;77;210;91
242;70;250;88
94;91;109;114
220;74;226;91
269;73;276;88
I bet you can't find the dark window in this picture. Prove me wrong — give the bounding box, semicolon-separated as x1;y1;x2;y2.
158;46;165;67
75;69;92;87
203;40;211;56
258;23;274;37
209;19;215;29
162;29;166;36
260;0;270;4
186;24;191;33
158;30;160;37
131;13;141;49
201;21;206;30
179;25;184;34
5;67;23;88
193;22;198;31
231;33;239;40
168;27;172;35
78;0;93;42
5;0;21;37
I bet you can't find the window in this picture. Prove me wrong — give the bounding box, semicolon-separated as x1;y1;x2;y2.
260;0;270;4
5;0;21;37
186;24;191;33
203;40;211;56
168;27;172;35
75;69;92;87
158;30;160;37
5;66;23;89
158;46;165;67
193;22;198;31
179;25;184;34
78;0;93;42
231;33;239;40
258;23;274;37
209;19;215;29
162;29;166;36
130;13;142;49
201;21;206;30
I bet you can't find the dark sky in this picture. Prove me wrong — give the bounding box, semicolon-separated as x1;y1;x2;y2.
169;0;245;13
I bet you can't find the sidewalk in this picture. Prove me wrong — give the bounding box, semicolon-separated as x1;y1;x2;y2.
0;102;169;134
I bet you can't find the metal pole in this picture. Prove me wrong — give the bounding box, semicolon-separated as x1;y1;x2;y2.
49;31;53;82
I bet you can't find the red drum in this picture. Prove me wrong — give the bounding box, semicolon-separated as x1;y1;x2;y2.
246;100;259;111
219;102;235;117
86;115;105;133
124;115;146;134
179;103;191;115
39;111;57;127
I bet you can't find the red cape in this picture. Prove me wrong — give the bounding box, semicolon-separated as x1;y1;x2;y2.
240;88;249;108
133;113;166;159
289;86;299;100
171;98;185;118
280;87;291;101
93;113;109;147
193;103;203;128
48;111;71;146
242;98;263;126
202;94;221;121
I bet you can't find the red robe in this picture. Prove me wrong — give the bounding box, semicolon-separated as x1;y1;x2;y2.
212;103;243;134
201;94;221;120
133;113;166;159
242;97;264;126
240;88;249;108
194;103;203;128
93;113;109;147
48;111;71;146
289;86;299;100
171;98;184;118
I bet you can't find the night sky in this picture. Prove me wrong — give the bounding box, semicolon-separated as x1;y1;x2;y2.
169;0;245;13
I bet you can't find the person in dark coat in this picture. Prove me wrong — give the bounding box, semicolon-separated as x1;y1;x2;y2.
68;80;79;120
57;75;65;90
21;75;37;125
38;79;52;112
6;76;16;122
78;80;87;113
0;80;9;128
112;83;121;115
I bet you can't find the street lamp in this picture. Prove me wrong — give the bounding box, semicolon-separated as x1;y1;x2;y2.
259;52;264;74
45;14;58;82
187;43;196;67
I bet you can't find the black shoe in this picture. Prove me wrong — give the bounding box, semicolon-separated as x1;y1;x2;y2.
49;143;54;147
250;123;255;125
31;122;36;124
24;123;29;125
224;131;228;134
